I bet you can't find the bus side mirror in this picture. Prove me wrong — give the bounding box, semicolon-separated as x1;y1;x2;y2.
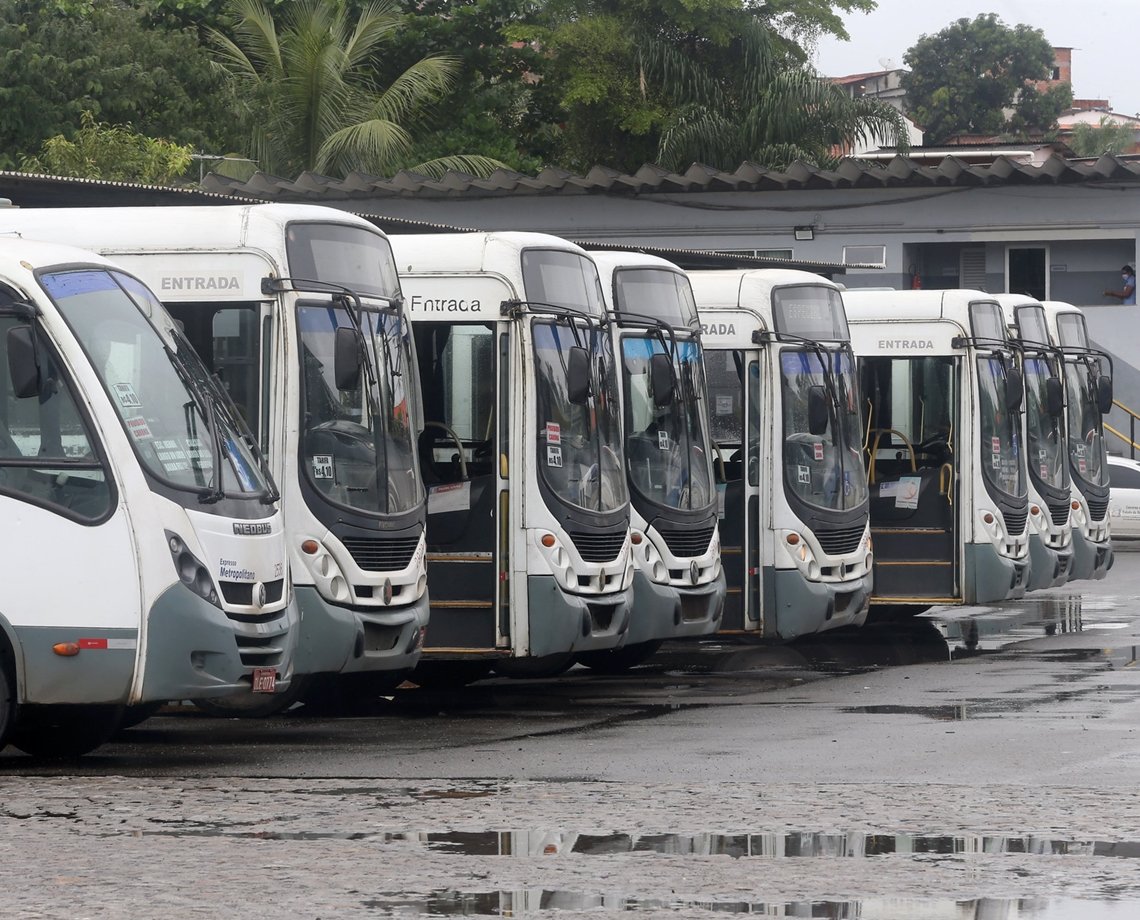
1097;375;1114;415
1006;367;1024;413
1045;376;1064;418
649;352;675;407
567;345;591;405
807;385;829;435
7;324;41;399
333;326;362;391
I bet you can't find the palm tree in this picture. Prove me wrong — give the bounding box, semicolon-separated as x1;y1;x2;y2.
642;18;910;172
209;0;506;178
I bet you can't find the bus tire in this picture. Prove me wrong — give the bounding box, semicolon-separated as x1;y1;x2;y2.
10;705;122;759
576;640;663;674
191;675;308;718
118;701;166;730
0;650;14;753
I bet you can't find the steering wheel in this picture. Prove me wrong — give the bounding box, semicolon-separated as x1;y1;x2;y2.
866;427;916;484
421;420;468;481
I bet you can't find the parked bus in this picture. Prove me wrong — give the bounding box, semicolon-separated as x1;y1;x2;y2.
844;289;1030;608
1042;301;1114;580
689;270;872;639
585;252;725;670
0;238;297;756
0;205;429;711
995;295;1073;590
390;232;634;680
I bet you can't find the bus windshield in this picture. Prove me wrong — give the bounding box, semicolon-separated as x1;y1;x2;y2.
1065;359;1109;490
44;268;271;500
533;319;627;513
1023;355;1069;493
622;335;714;512
780;348;867;511
297;302;422;515
977;356;1025;499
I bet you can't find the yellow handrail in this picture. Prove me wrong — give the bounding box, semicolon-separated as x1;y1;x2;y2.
1105;422;1140;453
867;428;916;484
1112;399;1140;423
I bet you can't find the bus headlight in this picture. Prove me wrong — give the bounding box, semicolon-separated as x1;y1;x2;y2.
165;530;221;609
781;531;819;579
299;537;351;603
638;535;669;584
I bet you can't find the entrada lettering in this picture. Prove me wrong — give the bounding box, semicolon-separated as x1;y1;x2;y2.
410;293;481;313
700;322;736;335
877;339;934;349
160;276;240;291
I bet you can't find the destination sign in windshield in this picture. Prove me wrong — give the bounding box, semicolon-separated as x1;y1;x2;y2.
613;267;698;327
772;285;849;340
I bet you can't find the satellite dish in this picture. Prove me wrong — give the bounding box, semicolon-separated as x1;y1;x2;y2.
878;57;895;70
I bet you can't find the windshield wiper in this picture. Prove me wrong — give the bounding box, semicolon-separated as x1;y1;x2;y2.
164;344;225;503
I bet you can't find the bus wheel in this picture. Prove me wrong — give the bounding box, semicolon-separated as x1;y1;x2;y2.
10;705;122;759
0;652;14;753
493;652;576;679
410;661;494;689
191;675;308;719
576;640;663;674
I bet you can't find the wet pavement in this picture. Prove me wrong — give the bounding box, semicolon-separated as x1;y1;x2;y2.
4;557;1140;917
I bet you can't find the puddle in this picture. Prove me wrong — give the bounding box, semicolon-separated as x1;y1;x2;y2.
362;891;1140;917
125;827;1140;858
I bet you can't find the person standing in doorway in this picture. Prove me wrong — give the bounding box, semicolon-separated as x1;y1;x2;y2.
1105;264;1136;304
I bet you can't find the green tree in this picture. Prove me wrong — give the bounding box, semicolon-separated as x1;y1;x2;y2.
0;0;240;171
1068;116;1138;157
209;0;506;178
902;14;1070;145
20;111;194;183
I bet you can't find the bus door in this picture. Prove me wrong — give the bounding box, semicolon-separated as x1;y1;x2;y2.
705;347;763;632
860;355;960;602
414;321;508;652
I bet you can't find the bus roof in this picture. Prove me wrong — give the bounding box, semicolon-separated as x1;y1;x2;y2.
389;231;591;276
0;236;119;275
688;268;838;312
843;288;999;324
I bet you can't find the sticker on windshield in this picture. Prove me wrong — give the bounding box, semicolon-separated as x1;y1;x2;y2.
111;382;142;410
716;395;734;416
154;439;190;473
124;416;152;441
658;430;671;451
428;481;471;515
1078;458;1088;474
546;421;561;445
716;482;727;519
547;445;563;468
813;442;824;461
879;481;898;497
797;464;811;485
992;453;1001;469
896;476;920;510
312;454;334;479
991;437;1001;454
1040;463;1049;478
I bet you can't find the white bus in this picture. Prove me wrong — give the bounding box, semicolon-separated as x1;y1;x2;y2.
689;270;873;639
585;252;725;670
0;238;297;756
995;295;1074;590
390;232;634;680
0;205;428;711
1042;301;1114;580
845;290;1031;608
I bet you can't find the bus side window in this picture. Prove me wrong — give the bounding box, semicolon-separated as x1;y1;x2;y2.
0;316;113;521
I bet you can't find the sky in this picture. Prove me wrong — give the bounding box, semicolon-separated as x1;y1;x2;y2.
812;0;1140;117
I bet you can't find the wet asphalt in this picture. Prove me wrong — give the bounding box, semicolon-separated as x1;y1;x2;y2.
4;550;1140;917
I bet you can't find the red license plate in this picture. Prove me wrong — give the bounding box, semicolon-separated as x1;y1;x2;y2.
251;668;277;694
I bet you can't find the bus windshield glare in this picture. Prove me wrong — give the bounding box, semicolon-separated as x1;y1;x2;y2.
622;335;714;512
44;268;270;499
533;320;627;513
1023;354;1069;493
1065;360;1109;489
976;355;1025;499
780;349;867;511
297;303;423;515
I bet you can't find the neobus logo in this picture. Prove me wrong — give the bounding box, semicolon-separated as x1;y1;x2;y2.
877;338;935;349
233;522;272;535
160;275;241;292
700;322;736;335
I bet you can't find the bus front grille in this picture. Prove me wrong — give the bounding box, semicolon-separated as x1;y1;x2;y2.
1047;500;1070;528
341;535;422;572
660;525;715;558
568;530;626;563
1086;497;1109;521
814;523;866;556
1003;508;1029;536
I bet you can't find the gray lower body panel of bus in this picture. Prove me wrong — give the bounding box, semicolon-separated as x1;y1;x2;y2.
13;625;136;705
965;543;1029;604
764;567;872;640
626;570;725;645
1070;528;1112;581
526;575;633;657
142;582;299;701
293;586;428;677
1027;534;1074;591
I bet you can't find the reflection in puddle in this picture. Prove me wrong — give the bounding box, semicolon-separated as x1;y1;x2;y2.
131;826;1139;859
363;891;1140;917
